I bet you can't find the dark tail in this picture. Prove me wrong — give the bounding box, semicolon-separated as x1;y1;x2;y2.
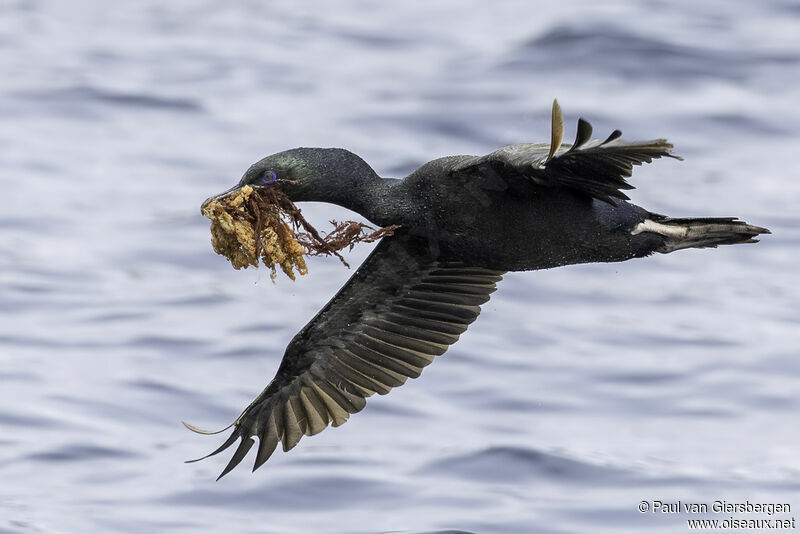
632;216;770;253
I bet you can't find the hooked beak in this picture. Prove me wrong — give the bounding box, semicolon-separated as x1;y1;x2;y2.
201;183;242;214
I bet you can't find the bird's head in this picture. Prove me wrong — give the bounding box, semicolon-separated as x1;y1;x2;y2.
201;149;312;212
201;147;382;222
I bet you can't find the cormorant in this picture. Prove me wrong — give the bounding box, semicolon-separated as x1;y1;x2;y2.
191;101;769;479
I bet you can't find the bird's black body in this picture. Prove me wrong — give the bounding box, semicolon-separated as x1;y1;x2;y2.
243;147;662;271
192;103;768;478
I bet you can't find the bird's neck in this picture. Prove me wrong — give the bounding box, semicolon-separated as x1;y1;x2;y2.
281;148;401;226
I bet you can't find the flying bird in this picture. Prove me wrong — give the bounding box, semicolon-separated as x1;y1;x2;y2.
190;100;769;479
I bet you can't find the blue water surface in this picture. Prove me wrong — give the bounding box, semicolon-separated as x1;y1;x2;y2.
1;1;798;533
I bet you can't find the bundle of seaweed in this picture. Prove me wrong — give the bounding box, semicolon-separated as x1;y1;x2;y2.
201;185;398;280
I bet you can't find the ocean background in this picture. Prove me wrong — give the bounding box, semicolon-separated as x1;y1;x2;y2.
1;1;798;532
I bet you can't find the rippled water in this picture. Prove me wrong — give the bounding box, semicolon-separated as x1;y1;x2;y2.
1;1;799;533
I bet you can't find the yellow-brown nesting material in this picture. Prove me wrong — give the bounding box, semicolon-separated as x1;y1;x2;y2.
201;185;399;281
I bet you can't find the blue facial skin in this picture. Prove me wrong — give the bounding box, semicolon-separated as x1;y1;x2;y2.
239;169;278;189
261;171;277;186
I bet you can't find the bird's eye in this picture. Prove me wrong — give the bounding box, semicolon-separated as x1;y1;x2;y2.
260;171;277;185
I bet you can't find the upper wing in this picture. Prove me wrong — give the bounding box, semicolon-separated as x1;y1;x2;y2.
188;233;504;478
452;100;682;204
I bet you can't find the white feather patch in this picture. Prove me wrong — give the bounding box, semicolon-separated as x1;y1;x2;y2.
630;219;689;238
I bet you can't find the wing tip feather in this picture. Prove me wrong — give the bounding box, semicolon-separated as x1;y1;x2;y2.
182;420;234;435
548;98;563;160
216;436;255;480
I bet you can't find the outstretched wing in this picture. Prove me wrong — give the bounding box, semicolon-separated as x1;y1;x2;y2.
188;233;504;478
452;100;682;204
